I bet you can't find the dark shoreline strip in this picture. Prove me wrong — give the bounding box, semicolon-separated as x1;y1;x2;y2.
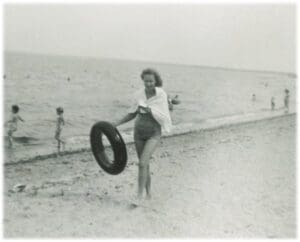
5;113;296;167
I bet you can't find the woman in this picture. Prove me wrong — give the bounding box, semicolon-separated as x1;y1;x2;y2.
114;68;172;200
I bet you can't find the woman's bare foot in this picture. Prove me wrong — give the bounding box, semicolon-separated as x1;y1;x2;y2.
128;195;141;209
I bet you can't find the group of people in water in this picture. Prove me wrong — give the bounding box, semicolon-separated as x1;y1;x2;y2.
4;68;292;201
5;105;66;150
252;88;290;112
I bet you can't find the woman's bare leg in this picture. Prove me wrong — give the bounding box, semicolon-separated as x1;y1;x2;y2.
135;138;145;160
135;137;146;199
146;164;151;199
138;138;160;199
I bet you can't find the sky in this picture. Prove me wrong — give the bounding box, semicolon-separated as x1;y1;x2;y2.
3;3;296;73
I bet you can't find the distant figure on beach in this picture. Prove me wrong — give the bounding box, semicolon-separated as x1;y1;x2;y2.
114;68;172;202
284;89;290;113
167;94;181;111
5;105;24;147
67;77;71;82
55;107;65;153
252;94;256;102
271;97;275;110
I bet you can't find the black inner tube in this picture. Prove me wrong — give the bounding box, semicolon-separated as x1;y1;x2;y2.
90;121;127;175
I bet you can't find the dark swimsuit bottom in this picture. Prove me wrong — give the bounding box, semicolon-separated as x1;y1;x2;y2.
134;112;161;141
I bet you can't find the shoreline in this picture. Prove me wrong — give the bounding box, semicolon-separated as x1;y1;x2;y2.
5;109;296;165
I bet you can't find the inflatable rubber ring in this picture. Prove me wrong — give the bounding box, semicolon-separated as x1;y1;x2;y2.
90;121;127;175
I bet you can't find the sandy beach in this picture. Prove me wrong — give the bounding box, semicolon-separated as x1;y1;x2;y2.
4;114;296;238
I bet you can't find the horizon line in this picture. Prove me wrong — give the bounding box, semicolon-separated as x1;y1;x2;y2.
3;50;297;77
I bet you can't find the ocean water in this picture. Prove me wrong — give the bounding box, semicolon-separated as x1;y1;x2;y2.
4;52;296;147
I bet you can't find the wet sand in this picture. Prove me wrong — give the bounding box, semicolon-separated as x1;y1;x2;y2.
4;115;296;238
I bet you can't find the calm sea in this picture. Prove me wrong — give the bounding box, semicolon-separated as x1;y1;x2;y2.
4;52;296;148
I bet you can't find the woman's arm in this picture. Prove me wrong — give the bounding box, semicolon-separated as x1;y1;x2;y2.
138;105;152;114
18;116;25;122
114;112;137;127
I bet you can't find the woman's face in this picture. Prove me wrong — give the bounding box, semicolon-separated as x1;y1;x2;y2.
143;74;156;90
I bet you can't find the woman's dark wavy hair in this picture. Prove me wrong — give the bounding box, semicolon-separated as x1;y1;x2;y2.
140;68;163;87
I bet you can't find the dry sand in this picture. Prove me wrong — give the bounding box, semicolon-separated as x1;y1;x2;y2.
4;115;296;238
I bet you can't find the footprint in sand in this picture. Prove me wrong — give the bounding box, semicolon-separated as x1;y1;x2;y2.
128;203;139;210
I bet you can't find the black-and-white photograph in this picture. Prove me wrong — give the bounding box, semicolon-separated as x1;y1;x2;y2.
2;1;297;238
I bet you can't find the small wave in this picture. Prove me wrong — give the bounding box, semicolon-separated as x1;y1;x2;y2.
4;111;296;165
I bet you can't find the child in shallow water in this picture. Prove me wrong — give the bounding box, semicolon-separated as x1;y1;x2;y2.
271;97;275;110
55;107;65;153
6;105;24;147
284;89;290;113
